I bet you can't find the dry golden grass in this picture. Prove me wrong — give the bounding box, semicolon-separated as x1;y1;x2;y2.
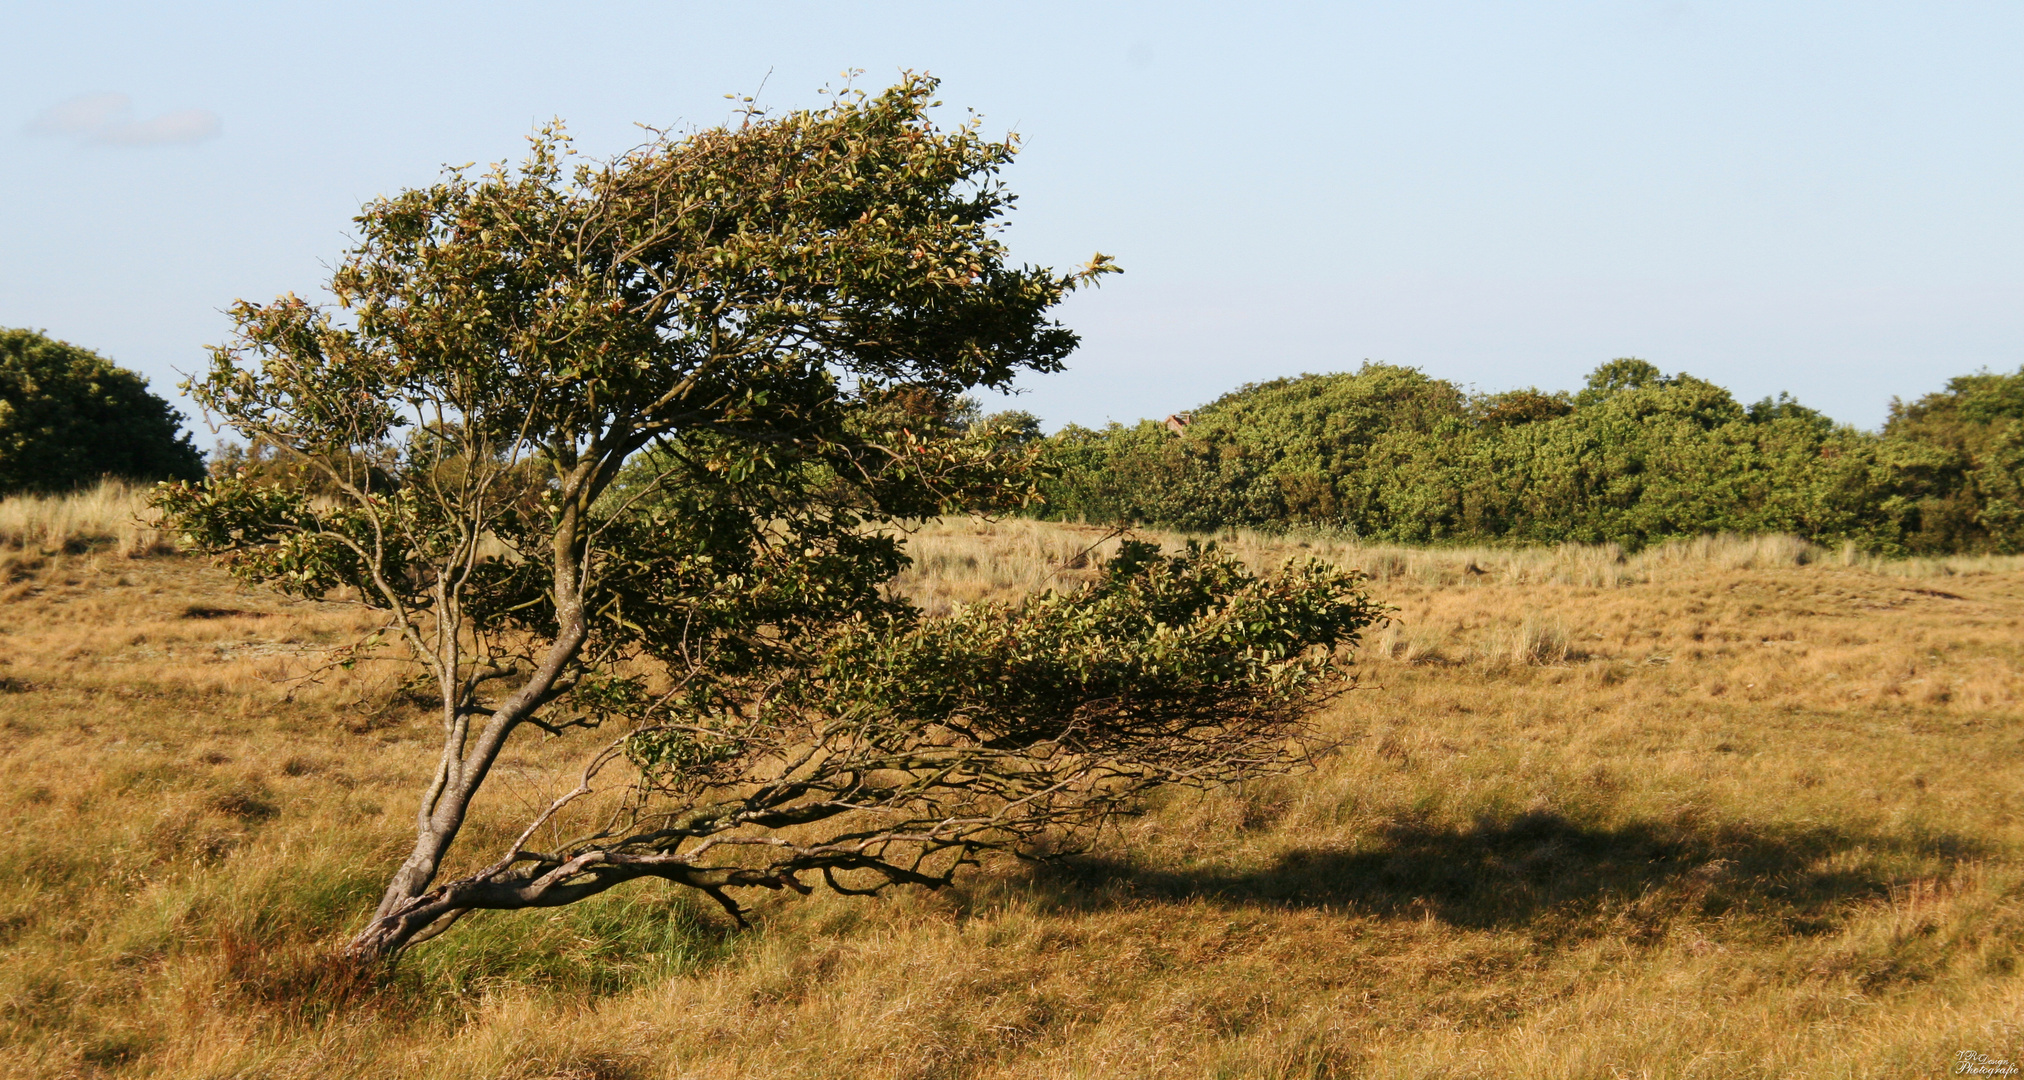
0;482;174;563
3;502;2023;1078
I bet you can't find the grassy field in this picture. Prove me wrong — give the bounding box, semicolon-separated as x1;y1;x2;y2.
4;489;2023;1078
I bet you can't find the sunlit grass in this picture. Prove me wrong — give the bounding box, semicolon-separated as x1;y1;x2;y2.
2;491;2022;1077
0;480;172;559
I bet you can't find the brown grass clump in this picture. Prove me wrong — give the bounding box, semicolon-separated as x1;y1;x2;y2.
0;481;173;561
2;505;2022;1077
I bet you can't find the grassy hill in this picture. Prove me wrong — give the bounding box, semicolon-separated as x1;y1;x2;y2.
4;489;2023;1077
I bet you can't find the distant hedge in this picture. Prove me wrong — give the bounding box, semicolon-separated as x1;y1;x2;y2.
1035;360;2024;556
0;328;205;494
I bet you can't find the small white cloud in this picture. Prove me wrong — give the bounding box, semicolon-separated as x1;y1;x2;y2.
25;92;131;135
95;108;221;146
22;93;220;146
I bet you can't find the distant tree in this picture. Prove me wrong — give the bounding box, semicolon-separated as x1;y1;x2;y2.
1573;357;1669;406
1744;392;1832;430
1882;368;2024;552
0;329;204;493
970;408;1045;447
1473;388;1573;429
1037;364;1472;536
157;77;1382;963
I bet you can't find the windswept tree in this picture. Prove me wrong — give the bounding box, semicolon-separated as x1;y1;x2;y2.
158;77;1382;962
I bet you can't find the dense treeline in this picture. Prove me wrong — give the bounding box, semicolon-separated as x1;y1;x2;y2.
1033;360;2024;555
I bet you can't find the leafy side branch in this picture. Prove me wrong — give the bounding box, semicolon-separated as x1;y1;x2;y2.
355;544;1381;954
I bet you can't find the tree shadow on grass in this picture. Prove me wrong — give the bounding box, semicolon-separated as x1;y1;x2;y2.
1013;811;1987;940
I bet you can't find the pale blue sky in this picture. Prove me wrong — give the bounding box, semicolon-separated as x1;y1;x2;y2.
4;1;2020;439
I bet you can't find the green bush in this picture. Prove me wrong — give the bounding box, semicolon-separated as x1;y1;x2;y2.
0;329;204;494
1035;360;2024;555
1879;368;2024;553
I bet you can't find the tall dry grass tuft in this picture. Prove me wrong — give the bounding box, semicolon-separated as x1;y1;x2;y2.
1481;612;1576;666
0;480;172;558
1107;523;2024;588
1832;540;2024;579
887;518;1128;613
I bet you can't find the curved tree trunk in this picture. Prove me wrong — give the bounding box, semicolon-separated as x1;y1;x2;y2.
346;594;589;962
